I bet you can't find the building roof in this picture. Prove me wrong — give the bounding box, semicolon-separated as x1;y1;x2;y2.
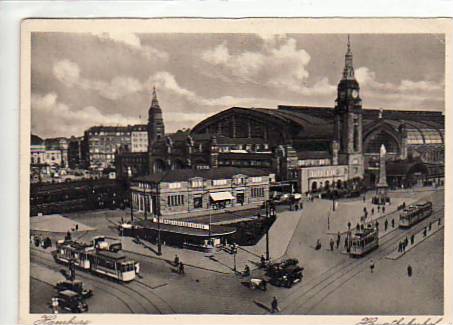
31;134;44;145
134;167;273;183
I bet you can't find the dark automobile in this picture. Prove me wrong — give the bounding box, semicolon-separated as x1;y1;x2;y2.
55;280;93;299
54;290;88;313
266;258;304;288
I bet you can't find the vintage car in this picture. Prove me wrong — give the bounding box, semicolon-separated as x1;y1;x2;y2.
266;258;304;288
55;280;93;299
54;290;88;313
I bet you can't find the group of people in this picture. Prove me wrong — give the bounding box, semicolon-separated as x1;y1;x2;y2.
30;234;52;248
398;236;410;253
329;232;342;251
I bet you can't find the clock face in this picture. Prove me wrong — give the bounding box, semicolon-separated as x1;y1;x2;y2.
351;89;359;99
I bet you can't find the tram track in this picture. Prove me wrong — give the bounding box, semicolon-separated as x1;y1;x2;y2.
30;248;169;314
30;274;136;313
281;206;444;314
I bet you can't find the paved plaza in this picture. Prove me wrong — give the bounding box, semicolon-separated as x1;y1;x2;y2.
30;187;444;314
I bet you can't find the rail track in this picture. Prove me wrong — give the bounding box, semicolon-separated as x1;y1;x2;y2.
280;206;444;314
30;248;174;314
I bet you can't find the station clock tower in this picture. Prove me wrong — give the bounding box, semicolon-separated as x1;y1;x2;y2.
334;35;364;179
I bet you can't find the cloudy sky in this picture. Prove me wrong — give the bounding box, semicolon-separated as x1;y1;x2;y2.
31;32;445;138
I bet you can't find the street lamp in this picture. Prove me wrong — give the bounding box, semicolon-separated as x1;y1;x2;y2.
156;183;162;256
232;244;238;273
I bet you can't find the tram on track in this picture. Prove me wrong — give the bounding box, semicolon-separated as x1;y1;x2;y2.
349;223;379;257
53;240;138;282
399;201;433;228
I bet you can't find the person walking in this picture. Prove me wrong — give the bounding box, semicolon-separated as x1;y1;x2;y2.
347;222;351;231
336;232;341;249
179;262;185;275
398;241;402;253
363;195;366;203
375;221;379;231
271;296;280;313
407;265;413;277
384;219;388;231
382;206;385;214
174;254;180;266
423;227;427;237
330;238;335;251
370;259;375;273
391;219;395;228
371;208;374;215
377;206;381;213
410;234;415;245
428;221;432;231
260;254;266;268
404;236;408;248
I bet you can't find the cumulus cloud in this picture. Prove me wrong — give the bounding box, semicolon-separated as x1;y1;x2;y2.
91;32;169;61
201;37;311;86
53;59;144;100
355;66;444;109
31;92;140;138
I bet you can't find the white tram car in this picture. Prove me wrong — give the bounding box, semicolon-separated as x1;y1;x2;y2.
349;224;379;257
53;240;138;282
399;201;433;228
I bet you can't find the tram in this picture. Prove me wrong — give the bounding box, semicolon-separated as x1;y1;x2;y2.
399;201;433;228
53;240;138;282
349;224;379;257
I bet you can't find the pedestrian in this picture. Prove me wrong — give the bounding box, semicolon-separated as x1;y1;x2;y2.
382;206;385;214
260;254;266;268
370;259;375;273
391;219;395;228
407;265;413;277
404;236;408;248
271;296;279;313
428;221;432;231
398;241;401;252
402;241;406;253
315;239;322;250
356;223;360;231
423;227;427;237
330;238;334;251
174;254;180;266
377;206;381;213
295;204;299;211
402;201;406;209
347;222;351;230
371;208;374;215
438;218;441;226
363;195;366;203
179;262;185;274
65;231;71;241
384;219;388;231
336;232;341;249
410;234;415;245
75;224;79;231
375;221;379;231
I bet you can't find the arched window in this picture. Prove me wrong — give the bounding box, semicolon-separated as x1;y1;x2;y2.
365;130;399;154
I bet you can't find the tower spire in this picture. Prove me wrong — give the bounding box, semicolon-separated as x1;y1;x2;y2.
343;35;355;80
151;86;160;108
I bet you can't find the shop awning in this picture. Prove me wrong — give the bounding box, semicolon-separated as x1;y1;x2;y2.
210;191;234;201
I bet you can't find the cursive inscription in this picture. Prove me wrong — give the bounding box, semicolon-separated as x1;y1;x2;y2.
356;317;445;325
33;314;90;325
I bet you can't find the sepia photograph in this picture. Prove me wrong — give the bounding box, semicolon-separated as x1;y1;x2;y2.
19;18;452;324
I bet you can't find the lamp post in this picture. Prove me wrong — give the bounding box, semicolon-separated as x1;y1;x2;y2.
156;183;162;256
232;244;237;273
265;200;270;261
130;187;134;223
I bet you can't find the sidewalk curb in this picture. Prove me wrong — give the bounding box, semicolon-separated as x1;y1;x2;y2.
385;224;444;260
122;248;232;275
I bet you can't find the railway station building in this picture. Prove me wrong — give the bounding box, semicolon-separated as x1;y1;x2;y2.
118;37;444;196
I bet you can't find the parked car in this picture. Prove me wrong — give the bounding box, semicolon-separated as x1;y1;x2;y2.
55;280;93;299
266;258;304;288
53;290;88;313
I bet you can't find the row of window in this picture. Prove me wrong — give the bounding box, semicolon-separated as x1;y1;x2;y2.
166;176;263;189
168;195;185;207
251;187;265;198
